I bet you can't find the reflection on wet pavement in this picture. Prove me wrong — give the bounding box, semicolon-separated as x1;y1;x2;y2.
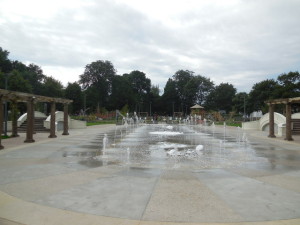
1;124;300;223
64;124;300;171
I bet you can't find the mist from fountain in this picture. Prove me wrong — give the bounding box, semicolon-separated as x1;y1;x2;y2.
102;134;108;157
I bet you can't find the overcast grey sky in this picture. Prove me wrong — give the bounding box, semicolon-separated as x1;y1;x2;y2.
0;0;299;93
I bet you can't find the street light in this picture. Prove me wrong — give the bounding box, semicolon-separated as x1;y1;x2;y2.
4;74;9;136
83;91;86;116
243;95;246;122
172;101;175;119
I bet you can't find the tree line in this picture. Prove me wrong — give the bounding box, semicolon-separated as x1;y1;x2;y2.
1;47;299;117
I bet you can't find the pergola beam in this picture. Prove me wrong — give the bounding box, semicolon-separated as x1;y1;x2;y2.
0;89;73;104
265;97;300;105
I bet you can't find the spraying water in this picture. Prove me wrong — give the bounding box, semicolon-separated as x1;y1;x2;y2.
102;134;108;157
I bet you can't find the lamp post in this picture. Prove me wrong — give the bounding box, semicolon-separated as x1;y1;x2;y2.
138;101;140;116
83;92;86;116
172;101;175;119
4;74;9;136
149;101;152;117
185;105;187;116
243;95;246;122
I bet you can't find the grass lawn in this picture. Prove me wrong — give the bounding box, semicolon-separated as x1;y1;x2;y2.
215;121;242;127
1;135;10;139
87;120;116;126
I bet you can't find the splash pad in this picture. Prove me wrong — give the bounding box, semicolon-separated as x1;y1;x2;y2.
94;123;266;170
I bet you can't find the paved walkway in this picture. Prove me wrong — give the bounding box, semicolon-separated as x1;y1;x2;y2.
0;124;300;225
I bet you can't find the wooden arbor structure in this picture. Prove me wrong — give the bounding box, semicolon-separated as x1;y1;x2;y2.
265;97;300;141
190;104;205;118
0;89;73;149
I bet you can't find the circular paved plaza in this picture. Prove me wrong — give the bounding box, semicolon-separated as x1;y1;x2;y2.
0;124;300;225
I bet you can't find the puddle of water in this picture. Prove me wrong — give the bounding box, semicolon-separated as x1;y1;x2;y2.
78;159;120;168
62;149;111;159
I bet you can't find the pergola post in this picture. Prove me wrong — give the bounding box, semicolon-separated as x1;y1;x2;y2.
0;97;4;149
49;101;57;138
32;101;36;134
62;103;69;135
268;104;276;138
11;100;19;137
285;103;293;141
24;97;35;143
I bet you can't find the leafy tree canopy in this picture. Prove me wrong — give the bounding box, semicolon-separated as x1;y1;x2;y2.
232;92;248;114
151;85;160;97
123;70;151;112
79;60;116;89
184;75;214;106
79;60;117;109
65;82;83;114
7;70;32;93
248;79;279;113
124;70;151;96
276;71;300;98
41;76;64;98
172;70;194;102
0;47;12;73
110;75;134;110
206;83;236;113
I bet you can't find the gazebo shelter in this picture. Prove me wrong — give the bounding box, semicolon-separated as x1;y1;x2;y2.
265;97;300;141
0;89;73;149
190;104;205;118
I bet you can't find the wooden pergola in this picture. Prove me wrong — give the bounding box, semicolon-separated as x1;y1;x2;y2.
190;104;205;118
265;97;300;141
0;89;73;149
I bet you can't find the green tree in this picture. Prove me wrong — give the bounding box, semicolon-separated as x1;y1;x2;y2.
79;60;116;110
11;60;27;73
83;86;99;113
10;61;45;95
276;71;300;98
25;64;45;95
65;82;83;114
0;47;12;73
0;47;12;89
205;83;236;113
151;85;160;96
149;85;161;116
232;92;249;114
109;75;134;110
184;75;214;106
40;76;64;112
124;70;151;112
41;76;64;98
248;79;279;113
7;70;32;93
161;78;180;115
172;70;193;104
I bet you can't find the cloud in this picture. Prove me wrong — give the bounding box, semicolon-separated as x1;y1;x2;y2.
0;0;299;93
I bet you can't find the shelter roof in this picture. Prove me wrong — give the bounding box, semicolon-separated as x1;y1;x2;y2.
0;89;73;104
190;104;204;109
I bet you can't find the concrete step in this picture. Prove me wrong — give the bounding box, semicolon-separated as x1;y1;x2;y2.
18;117;49;133
292;119;300;135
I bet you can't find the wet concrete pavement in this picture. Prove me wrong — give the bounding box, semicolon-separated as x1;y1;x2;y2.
0;124;300;225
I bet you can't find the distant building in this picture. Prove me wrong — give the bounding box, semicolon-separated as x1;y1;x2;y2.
250;111;263;120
